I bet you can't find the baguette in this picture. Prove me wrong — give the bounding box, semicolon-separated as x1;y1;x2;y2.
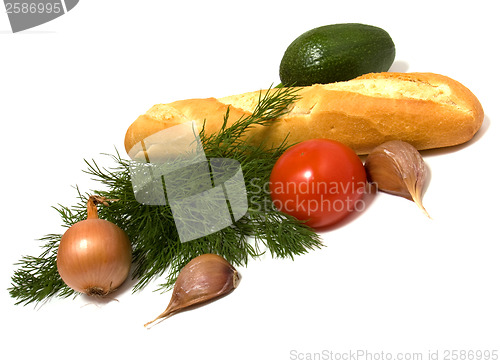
124;72;483;160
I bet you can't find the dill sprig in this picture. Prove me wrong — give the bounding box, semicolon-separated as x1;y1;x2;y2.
9;86;323;305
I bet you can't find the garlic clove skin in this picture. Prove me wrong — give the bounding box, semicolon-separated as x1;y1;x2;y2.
365;140;430;218
145;254;240;327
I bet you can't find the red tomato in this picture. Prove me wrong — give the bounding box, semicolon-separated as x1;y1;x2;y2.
270;139;366;228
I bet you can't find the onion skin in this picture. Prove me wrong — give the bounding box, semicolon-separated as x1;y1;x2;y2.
57;216;132;296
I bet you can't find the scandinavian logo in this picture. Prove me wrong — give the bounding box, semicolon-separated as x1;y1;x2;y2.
4;0;79;33
129;121;248;243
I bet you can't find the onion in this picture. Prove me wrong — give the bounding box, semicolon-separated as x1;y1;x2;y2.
56;196;132;297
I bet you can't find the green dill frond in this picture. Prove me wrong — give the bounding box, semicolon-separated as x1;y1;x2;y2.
8;85;322;305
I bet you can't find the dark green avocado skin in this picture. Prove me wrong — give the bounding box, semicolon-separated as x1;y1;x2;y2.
279;23;396;87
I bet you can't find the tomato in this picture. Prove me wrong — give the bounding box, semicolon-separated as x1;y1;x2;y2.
269;139;366;229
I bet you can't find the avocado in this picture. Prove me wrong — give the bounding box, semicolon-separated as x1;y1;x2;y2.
279;23;396;86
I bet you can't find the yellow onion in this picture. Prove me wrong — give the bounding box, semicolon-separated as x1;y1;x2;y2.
56;196;132;296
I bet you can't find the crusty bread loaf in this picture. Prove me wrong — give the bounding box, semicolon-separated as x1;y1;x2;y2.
124;72;483;160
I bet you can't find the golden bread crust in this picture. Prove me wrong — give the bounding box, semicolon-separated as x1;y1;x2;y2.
124;72;484;159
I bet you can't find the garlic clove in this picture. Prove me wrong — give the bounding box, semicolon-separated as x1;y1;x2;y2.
144;254;241;327
365;140;430;218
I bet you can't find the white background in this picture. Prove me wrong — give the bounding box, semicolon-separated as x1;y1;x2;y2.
1;1;499;363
